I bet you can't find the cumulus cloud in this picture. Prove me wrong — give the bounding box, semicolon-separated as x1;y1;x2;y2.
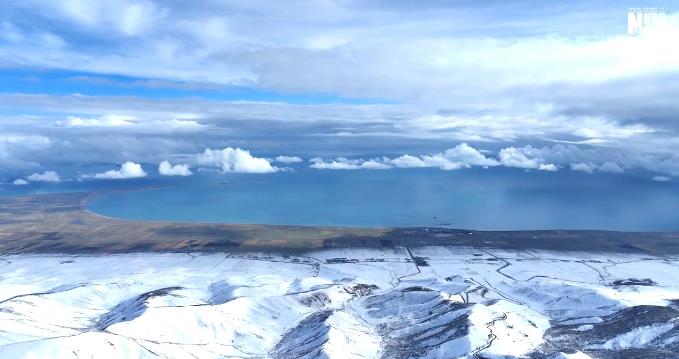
26;170;61;182
310;144;635;173
0;134;51;171
158;160;192;176
538;163;558;172
275;155;303;164
309;143;500;171
311;143;501;171
12;178;28;185
441;144;499;167
2;93;678;179
571;162;596;174
387;143;499;170
511;145;679;175
598;162;625;173
91;161;147;179
310;157;391;170
498;147;556;171
498;145;636;174
197;147;278;173
570;162;623;174
498;147;539;169
360;160;391;170
389;155;426;168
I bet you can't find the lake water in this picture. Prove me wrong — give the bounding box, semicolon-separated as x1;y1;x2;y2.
86;168;679;230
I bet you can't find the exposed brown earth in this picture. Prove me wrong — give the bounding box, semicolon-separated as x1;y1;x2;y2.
1;192;679;255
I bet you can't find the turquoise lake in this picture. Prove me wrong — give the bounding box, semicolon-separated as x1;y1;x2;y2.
85;168;679;230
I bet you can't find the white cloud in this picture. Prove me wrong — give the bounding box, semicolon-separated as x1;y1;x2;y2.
91;161;147;179
57;114;205;134
538;163;558;172
197;147;278;173
12;178;28;185
501;145;635;174
389;154;426;168
158;160;192;176
573;123;653;139
0;134;51;171
498;147;542;169
570;162;625;173
309;158;392;170
359;160;391;170
27;170;61;182
0;5;678;180
3;4;679;108
387;143;499;170
61;115;134;127
309;157;387;170
652;176;672;182
275;155;303;164
439;143;499;168
311;143;499;171
311;144;560;172
598;162;624;173
32;0;166;36
2;93;677;178
571;162;596;174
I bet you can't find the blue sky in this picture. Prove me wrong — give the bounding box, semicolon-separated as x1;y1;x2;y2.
0;68;389;104
1;0;679;184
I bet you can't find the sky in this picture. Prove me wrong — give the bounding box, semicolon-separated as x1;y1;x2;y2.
1;0;679;184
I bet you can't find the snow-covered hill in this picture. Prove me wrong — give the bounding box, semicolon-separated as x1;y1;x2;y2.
1;246;678;358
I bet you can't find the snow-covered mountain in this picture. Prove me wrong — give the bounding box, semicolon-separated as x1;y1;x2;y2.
1;246;678;358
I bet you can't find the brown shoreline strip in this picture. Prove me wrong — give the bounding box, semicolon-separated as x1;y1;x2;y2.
1;192;678;255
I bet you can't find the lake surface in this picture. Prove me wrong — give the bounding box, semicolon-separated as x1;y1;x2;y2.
87;168;679;230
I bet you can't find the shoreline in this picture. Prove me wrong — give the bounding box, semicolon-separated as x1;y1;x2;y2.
1;192;679;255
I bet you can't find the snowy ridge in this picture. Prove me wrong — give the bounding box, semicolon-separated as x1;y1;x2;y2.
270;310;381;359
94;287;184;330
0;247;678;358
